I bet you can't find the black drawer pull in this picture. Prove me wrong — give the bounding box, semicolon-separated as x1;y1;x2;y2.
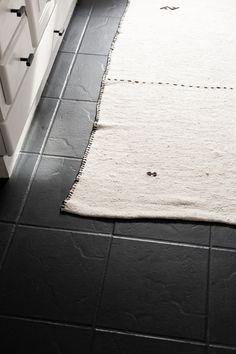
20;53;34;67
54;29;65;36
10;6;26;17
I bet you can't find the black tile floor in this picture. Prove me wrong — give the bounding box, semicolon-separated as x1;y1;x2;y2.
0;0;236;353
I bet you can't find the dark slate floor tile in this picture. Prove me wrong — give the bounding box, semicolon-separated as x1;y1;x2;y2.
0;317;92;354
44;100;96;158
212;225;236;249
79;16;120;55
97;238;208;340
209;250;236;346
60;12;88;53
21;98;58;154
209;347;236;354
0;223;14;265
0;154;38;223
43;52;74;98
93;330;206;354
20;156;113;233
92;0;128;18
63;54;107;101
77;0;96;17
114;221;210;245
0;226;110;324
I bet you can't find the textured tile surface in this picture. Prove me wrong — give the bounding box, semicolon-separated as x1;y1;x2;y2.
0;226;110;324
0;154;38;223
22;98;58;154
208;347;236;354
210;250;236;346
0;223;14;265
63;54;107;101
0;0;235;350
93;330;206;354
43;52;74;98
44;100;96;158
0;317;92;354
60;12;88;53
20;156;113;233
91;0;128;18
77;0;96;17
79;17;120;55
212;225;236;249
114;221;210;245
97;238;208;340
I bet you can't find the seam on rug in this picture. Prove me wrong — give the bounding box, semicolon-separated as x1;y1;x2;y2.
61;0;131;212
106;78;234;90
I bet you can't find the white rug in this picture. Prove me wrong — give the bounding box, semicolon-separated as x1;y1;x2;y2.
62;0;236;225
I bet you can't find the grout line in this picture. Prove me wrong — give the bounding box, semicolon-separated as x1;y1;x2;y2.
20;151;40;156
90;235;113;353
0;153;41;270
1;312;236;350
41;153;83;161
21;153;82;162
208;343;236;351
78;52;108;57
14;154;41;222
17;221;113;235
205;227;212;353
7;221;211;249
61;97;98;103
0;220;16;226
0;5;95;270
113;235;209;249
0;314;92;330
55;3;94;100
17;222;112;238
95;327;206;347
38;100;61;155
0;224;16;271
111;220;116;236
59;50;77;54
60;97;98;103
41;95;98;103
211;245;236;253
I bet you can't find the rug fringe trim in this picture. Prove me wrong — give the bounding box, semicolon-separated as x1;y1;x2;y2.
61;0;131;212
107;78;234;90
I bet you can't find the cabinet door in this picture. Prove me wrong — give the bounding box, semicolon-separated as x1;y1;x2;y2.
0;0;26;57
0;17;34;105
25;0;55;46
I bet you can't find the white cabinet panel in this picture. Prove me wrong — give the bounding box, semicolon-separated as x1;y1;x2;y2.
0;130;6;155
0;17;34;105
55;0;76;35
0;0;26;57
25;0;55;46
1;4;57;155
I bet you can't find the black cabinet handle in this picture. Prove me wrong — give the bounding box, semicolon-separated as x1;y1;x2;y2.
20;53;34;67
54;29;65;36
10;6;26;17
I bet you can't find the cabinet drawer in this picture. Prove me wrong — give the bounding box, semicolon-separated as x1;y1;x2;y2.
0;17;34;105
0;0;26;57
0;3;57;155
54;0;75;34
25;0;55;47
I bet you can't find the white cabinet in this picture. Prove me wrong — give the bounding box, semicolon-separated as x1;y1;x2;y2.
55;0;75;35
0;0;77;177
25;0;55;46
0;16;34;104
0;0;26;57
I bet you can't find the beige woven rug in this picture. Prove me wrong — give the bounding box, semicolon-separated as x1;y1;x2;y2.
62;0;236;224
